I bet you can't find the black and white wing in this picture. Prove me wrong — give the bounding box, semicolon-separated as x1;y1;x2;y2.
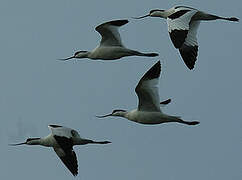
95;19;128;47
48;125;80;138
53;137;78;176
135;61;161;112
179;21;200;69
167;7;200;69
48;125;79;176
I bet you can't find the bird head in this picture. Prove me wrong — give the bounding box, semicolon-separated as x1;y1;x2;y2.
9;138;41;146
58;51;89;61
96;109;127;118
133;9;165;19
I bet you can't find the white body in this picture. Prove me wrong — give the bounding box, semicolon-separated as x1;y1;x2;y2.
11;125;111;177
134;6;238;69
97;61;199;126
60;20;158;61
125;109;177;125
89;46;139;60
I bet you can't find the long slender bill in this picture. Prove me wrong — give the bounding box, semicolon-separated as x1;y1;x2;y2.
96;113;112;118
9;142;27;146
132;14;150;19
57;56;75;61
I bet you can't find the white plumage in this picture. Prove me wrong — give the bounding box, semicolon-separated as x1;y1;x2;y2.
59;19;158;61
10;125;111;177
97;61;199;125
134;6;239;70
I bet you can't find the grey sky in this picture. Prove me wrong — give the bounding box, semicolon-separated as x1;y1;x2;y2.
1;0;241;179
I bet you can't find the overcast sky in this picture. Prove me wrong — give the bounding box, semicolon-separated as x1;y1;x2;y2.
1;0;242;179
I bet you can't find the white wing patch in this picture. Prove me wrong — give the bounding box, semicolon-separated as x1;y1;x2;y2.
136;79;161;112
95;20;128;47
167;10;197;32
48;125;80;138
167;10;198;49
135;61;162;112
184;21;200;46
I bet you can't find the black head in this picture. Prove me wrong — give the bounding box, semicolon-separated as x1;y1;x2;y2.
150;9;164;14
58;50;89;61
112;109;127;114
96;109;127;118
74;51;88;56
49;124;62;128
9;137;41;146
26;138;41;142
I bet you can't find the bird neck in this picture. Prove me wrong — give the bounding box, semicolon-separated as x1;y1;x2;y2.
27;138;43;145
163;9;175;18
114;111;128;118
151;9;174;18
30;135;53;147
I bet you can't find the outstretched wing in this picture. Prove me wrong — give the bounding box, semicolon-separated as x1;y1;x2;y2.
95;19;128;47
135;61;161;112
47;125;79;176
178;21;200;70
167;9;198;48
54;146;78;176
48;125;80;138
167;7;200;70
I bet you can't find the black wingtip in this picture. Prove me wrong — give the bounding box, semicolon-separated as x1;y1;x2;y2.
109;19;129;26
142;61;161;80
49;125;62;128
73;172;78;177
179;45;198;70
160;99;171;105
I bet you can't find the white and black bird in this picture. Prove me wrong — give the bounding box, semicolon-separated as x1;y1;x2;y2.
60;19;158;61
134;6;239;70
97;61;199;125
10;125;111;176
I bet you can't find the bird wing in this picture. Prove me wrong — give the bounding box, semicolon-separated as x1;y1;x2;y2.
53;147;78;176
167;9;198;48
135;61;161;112
48;125;80;138
95;19;128;47
160;99;171;105
179;21;200;70
53;135;78;176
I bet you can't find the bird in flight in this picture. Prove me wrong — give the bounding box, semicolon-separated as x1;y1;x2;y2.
59;19;158;61
10;125;111;176
133;6;239;70
97;61;199;125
